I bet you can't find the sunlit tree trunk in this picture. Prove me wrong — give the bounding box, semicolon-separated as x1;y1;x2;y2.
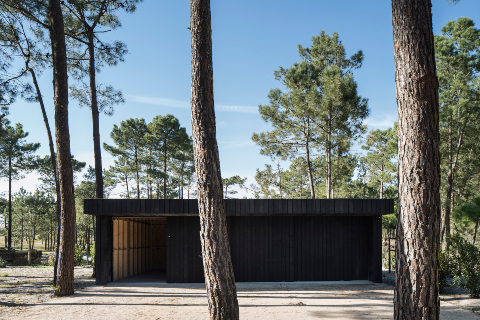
392;0;441;318
190;0;239;318
50;0;76;297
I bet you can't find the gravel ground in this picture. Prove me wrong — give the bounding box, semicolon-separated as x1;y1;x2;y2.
0;265;95;314
0;267;478;319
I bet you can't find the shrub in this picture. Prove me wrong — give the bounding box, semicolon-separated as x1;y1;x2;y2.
382;244;395;270
47;254;56;266
89;246;95;265
74;244;86;266
450;233;480;298
438;249;454;293
0;257;7;268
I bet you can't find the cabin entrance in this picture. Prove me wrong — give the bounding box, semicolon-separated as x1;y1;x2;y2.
112;217;167;283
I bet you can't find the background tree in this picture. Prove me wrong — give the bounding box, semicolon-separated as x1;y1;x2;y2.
104;118;147;199
222;175;246;199
361;124;398;199
453;195;480;245
0;121;39;250
190;0;239;317
253;31;368;199
146;114;190;199
392;0;441;318
49;0;76;297
435;17;480;247
62;0;141;200
254;163;284;199
171;139;195;199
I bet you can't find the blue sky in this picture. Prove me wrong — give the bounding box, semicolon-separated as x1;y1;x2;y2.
1;0;479;198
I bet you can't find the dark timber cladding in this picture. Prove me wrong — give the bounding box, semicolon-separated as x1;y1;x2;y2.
86;199;393;284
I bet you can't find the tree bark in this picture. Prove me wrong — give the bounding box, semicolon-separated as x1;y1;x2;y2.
190;0;239;318
392;0;441;319
49;0;76;297
88;30;104;200
29;67;61;285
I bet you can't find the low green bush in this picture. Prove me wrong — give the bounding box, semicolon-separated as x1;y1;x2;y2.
74;244;86;266
450;233;480;298
0;257;7;268
438;249;454;293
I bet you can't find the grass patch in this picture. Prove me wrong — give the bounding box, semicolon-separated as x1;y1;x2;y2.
0;281;30;288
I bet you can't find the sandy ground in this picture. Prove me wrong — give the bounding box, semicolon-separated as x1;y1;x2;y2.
2;280;479;320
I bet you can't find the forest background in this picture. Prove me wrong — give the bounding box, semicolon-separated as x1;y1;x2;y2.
0;0;479;253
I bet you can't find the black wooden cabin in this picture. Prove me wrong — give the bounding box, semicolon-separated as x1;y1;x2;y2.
84;198;394;285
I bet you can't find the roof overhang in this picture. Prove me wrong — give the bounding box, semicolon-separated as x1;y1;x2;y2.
84;198;394;217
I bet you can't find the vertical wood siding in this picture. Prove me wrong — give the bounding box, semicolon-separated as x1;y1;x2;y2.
166;216;382;283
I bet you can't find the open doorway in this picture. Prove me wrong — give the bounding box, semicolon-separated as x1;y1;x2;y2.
112;217;167;283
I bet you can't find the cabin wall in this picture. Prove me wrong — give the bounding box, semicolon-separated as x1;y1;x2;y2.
166;216;383;283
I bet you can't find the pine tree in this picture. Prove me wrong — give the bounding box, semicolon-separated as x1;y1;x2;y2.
253;31;368;199
435;17;480;247
190;0;239;317
0;121;40;250
392;0;441;318
49;0;76;297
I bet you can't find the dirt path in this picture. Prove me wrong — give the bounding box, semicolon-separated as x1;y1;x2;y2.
2;281;479;320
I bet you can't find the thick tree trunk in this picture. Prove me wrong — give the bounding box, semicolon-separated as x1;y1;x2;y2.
190;0;239;318
88;30;104;200
50;0;76;297
392;0;441;319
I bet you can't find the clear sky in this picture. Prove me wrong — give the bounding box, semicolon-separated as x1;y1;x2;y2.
1;0;479;198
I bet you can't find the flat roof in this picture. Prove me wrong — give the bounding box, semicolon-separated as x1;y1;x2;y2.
84;198;394;217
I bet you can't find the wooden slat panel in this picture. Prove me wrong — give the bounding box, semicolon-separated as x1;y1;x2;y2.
328;200;335;214
306;199;314;214
113;219;119;281
234;199;240;215
241;199;248;215
118;220;124;280
123;220;128;278
249;199;255;215
165;199;170;214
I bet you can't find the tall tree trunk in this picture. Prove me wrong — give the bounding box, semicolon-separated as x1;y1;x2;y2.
134;148;140;199
392;0;441;318
163;141;167;199
50;0;76;297
29;67;62;285
473;219;479;246
305;121;315;199
87;30;103;200
443;118;465;248
326;120;332;199
190;0;239;318
88;29;103;280
7;157;12;250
